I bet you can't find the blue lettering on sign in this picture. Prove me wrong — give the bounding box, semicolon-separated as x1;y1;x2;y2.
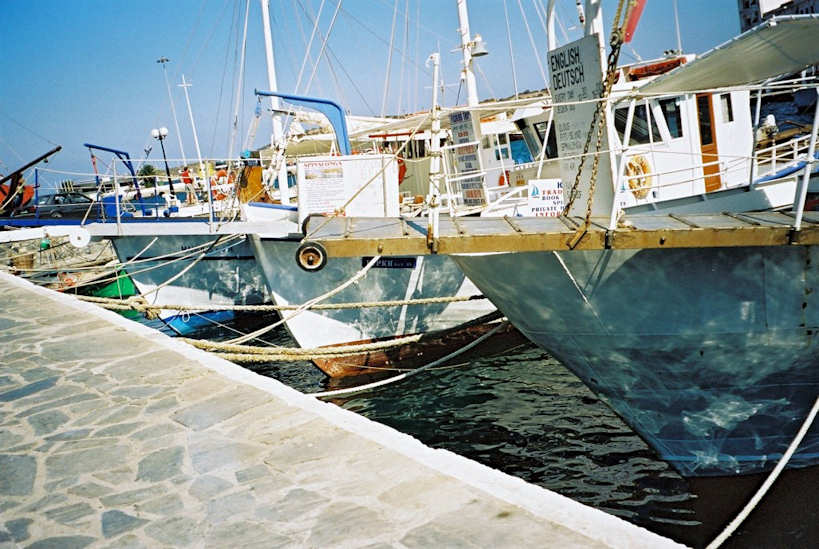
361;257;418;269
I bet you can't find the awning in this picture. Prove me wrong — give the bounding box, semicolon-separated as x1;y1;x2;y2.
637;15;819;96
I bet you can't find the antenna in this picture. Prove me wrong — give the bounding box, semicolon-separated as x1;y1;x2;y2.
673;0;683;54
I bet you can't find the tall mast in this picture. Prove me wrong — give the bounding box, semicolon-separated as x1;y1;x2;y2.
157;57;187;165
456;0;479;107
228;0;251;160
259;0;290;203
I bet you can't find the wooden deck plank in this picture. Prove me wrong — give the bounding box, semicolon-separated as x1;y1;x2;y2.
304;213;819;258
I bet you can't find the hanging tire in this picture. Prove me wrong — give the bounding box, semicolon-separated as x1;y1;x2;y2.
296;241;328;272
301;213;325;236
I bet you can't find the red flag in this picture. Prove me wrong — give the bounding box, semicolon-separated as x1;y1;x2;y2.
623;0;647;43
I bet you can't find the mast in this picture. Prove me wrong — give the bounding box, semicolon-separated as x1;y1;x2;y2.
228;0;251;161
456;0;479;107
157;57;187;165
260;0;290;203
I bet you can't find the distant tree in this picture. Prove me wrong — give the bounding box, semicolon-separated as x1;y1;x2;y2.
138;164;157;187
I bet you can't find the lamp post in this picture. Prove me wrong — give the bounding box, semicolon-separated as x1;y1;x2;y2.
151;127;175;196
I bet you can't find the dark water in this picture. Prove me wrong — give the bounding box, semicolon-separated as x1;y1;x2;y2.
150;314;819;548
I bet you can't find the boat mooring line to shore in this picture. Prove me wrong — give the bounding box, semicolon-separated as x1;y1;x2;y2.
706;395;819;549
227;254;384;345
0;270;684;547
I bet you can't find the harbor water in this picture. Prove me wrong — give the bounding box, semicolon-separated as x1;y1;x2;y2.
152;315;819;548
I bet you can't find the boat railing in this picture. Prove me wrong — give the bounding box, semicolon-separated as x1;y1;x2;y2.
754;133;815;178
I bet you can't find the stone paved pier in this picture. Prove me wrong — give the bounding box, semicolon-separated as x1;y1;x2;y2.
0;271;684;548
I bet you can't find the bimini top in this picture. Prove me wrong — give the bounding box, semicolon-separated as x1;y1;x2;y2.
637;14;819;96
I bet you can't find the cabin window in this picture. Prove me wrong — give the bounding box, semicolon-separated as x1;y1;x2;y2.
534;121;559;158
720;93;734;123
696;95;714;146
658;98;684;138
614;104;660;145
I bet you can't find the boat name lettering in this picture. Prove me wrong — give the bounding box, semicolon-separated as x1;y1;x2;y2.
361;256;418;269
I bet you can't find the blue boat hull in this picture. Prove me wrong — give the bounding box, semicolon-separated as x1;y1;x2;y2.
454;245;819;477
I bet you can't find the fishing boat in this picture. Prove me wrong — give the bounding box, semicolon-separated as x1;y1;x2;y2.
447;5;819;477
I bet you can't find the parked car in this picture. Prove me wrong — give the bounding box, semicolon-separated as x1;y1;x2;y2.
36;192;104;219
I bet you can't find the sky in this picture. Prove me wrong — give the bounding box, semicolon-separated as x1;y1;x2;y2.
1;0;742;179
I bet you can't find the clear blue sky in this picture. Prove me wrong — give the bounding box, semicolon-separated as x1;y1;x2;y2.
1;0;740;177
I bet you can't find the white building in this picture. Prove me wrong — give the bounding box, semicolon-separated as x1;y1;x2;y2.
738;0;819;31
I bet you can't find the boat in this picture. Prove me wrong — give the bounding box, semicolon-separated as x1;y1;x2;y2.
447;6;819;477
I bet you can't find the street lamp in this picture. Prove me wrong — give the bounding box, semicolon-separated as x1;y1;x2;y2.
151;127;175;196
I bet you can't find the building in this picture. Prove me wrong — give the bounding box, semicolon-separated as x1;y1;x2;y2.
738;0;819;31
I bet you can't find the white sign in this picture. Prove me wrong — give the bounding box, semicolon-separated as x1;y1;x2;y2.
297;154;399;225
448;111;486;207
548;33;614;217
526;179;564;217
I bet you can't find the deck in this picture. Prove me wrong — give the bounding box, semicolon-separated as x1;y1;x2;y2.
302;211;819;258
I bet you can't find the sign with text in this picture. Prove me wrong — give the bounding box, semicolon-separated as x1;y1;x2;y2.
548;33;614;216
448;110;486;207
526;179;564;217
297;154;399;225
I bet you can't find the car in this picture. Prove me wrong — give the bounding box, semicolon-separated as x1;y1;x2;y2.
36;192;105;219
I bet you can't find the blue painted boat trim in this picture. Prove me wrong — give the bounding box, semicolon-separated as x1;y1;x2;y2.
160;310;236;335
248;201;298;211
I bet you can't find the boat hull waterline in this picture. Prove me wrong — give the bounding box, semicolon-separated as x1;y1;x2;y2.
453;245;819;477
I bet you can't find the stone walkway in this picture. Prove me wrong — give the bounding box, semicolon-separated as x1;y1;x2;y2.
0;271;684;548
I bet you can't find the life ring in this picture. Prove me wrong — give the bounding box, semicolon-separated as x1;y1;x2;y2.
498;170;511;187
59;273;76;288
212;188;227;201
626;155;652;199
397;157;407;185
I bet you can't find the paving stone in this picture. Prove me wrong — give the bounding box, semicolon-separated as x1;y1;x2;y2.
100;486;166;507
0;377;58;402
144;396;179;414
43;477;77;492
16;394;99;418
0;430;24;450
5;518;32;542
19;368;58;383
111;386;164;400
235;464;270;484
136;493;184;516
145;516;198;546
24;535;96;549
189;438;265;474
21;494;68;513
207;490;256;523
129;423;182;441
0;376;15;387
101;533;147;549
28;410;69;436
306;504;392;547
255;488;329;523
101;510;148;539
172;387;269;431
94;405;142;426
68;482;114;498
136;446;184;482
93;468;134;485
0;454;36;495
44;428;92;442
204;520;292;549
188;475;232;501
45;445;130;478
44;502;96;525
94;422;144;438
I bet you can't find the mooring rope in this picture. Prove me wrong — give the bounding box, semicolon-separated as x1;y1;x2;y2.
706;395;819;549
307;321;509;398
75;292;485;313
226;255;383;345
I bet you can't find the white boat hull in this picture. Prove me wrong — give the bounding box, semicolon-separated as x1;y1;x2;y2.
251;237;494;351
453;245;819;477
110;235;270;333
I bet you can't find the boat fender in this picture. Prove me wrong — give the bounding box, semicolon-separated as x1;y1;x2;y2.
626;155;652;199
296;241;328;272
498;170;510;186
